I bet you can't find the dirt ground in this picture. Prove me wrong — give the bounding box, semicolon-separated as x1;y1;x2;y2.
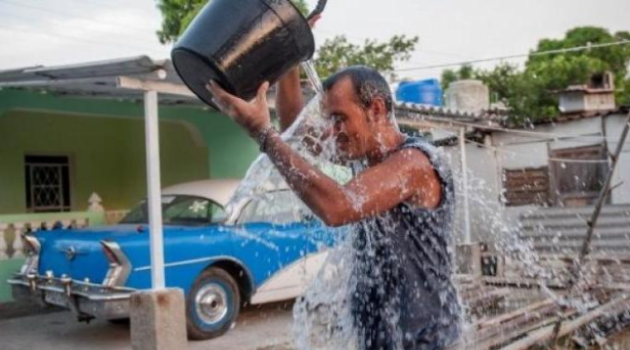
0;301;296;350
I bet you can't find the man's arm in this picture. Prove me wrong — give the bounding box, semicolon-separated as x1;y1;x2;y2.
275;66;304;132
262;133;442;226
208;81;442;227
274;15;321;132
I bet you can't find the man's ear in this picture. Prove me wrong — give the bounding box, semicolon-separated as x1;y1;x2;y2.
369;97;388;122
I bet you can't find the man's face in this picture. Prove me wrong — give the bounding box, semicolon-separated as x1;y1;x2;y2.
322;78;375;161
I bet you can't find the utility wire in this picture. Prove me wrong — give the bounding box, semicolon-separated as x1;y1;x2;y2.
415;116;629;144
69;0;129;13
548;112;630;347
465;139;611;164
315;28;472;61
0;24;165;56
0;10;161;50
0;0;155;37
394;40;630;72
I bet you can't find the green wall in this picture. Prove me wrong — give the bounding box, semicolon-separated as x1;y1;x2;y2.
0;111;207;212
0;89;259;213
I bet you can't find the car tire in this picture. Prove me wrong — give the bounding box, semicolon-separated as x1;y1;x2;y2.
186;267;241;340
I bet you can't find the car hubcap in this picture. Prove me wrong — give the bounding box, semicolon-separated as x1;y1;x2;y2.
195;283;229;325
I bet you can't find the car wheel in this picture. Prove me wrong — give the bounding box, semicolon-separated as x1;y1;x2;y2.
186;267;241;340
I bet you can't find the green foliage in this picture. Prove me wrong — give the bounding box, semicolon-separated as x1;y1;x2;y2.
291;0;310;16
440;65;473;91
440;26;630;123
156;0;310;44
156;0;204;44
314;35;419;79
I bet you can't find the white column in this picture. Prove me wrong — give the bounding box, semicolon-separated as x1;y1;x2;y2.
0;225;8;260
459;128;471;244
144;90;165;290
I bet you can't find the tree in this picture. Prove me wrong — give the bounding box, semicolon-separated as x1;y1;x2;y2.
526;26;630;110
156;0;419;79
315;35;418;79
440;65;474;91
440;26;630;123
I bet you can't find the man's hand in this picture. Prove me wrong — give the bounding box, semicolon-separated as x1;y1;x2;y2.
207;80;271;138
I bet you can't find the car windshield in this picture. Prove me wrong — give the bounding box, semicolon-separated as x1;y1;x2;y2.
120;195;226;226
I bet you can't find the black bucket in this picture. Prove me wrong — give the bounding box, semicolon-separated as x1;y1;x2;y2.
172;0;322;108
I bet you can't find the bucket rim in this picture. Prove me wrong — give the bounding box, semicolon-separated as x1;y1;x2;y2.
170;47;234;110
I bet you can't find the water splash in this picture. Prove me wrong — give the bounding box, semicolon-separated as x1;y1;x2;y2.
223;64;588;349
302;60;323;95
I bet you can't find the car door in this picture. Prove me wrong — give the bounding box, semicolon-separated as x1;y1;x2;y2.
232;190;343;304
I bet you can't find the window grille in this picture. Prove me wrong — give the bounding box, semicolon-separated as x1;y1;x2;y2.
24;155;71;212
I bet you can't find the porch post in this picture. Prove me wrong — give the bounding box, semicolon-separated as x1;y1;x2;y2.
459;127;471;244
144;90;165;290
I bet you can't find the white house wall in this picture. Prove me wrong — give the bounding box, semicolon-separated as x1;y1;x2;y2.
605;113;630;204
494;117;604;168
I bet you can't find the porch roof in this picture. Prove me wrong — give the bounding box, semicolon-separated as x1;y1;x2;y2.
0;55;200;106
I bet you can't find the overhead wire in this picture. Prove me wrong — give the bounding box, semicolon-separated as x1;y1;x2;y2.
0;24;165;57
0;0;156;38
69;0;131;13
315;28;472;62
0;13;163;54
464;138;612;164
393;40;630;72
412;116;629;144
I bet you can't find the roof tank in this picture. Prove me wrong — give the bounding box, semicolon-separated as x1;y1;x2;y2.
444;79;489;113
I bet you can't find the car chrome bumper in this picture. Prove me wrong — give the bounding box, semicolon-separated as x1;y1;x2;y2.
8;274;135;320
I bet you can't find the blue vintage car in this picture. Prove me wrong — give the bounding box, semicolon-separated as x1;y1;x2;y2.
9;178;346;339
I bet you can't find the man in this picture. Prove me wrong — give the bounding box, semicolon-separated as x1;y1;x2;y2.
208;64;461;350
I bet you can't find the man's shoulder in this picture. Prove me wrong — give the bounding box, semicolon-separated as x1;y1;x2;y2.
398;136;453;186
393;137;439;165
400;136;437;152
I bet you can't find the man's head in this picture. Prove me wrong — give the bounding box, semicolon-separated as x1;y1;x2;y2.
321;66;397;161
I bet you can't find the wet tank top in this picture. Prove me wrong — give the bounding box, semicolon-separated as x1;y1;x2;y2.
352;136;461;350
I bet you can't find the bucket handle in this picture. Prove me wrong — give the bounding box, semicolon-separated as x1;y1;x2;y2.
306;0;327;21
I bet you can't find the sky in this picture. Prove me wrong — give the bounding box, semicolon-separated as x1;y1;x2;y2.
0;0;628;81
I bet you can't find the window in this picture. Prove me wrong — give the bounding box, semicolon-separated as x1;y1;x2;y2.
237;190;312;225
120;195;226;226
550;145;609;207
24;155;71;213
503;167;549;207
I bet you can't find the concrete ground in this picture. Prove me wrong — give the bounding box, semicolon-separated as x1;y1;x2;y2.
0;302;296;350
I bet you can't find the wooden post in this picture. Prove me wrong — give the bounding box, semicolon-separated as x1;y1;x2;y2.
549;111;630;347
459;127;471;244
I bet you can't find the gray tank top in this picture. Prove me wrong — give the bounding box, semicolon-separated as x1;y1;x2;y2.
352;136;461;350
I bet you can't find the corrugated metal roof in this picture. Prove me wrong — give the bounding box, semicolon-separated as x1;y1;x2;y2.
395;101;504;129
0;55;201;105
